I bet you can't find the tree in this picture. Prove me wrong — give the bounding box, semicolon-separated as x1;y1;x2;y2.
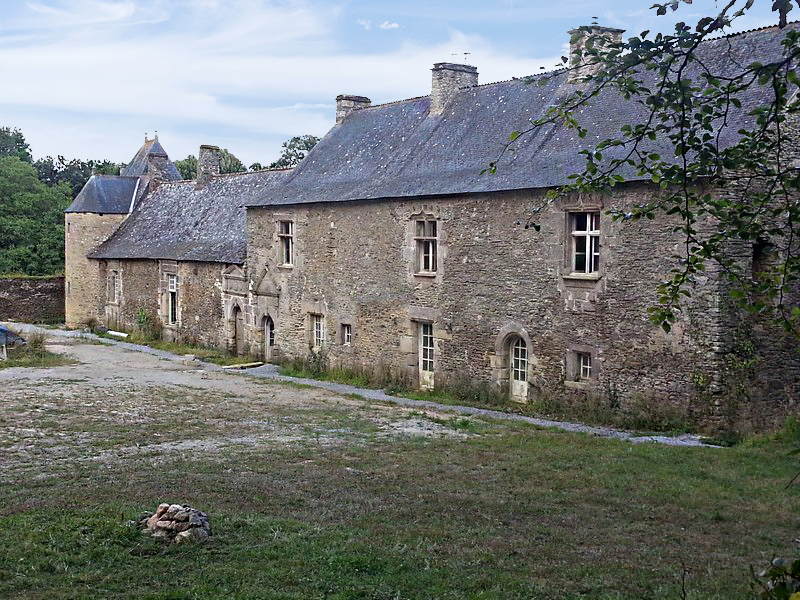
174;155;197;180
174;149;246;180
34;155;121;197
0;127;32;163
495;1;800;334
268;135;320;169
0;157;72;275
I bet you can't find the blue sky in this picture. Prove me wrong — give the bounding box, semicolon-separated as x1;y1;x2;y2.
0;0;786;167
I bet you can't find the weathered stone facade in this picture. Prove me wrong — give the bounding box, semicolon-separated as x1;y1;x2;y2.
65;212;127;326
242;185;730;416
65;24;800;431
0;276;65;323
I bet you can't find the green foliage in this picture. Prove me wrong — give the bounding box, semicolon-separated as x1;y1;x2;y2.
500;3;800;335
174;154;197;180
0;127;32;163
34;155;121;197
0;157;71;275
134;308;160;341
751;555;800;598
268;134;320;169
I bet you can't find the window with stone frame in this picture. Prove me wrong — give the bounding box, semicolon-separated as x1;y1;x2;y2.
278;220;294;266
414;218;438;274
107;270;120;304
570;212;600;274
566;346;597;384
166;273;178;325
341;323;352;346
310;313;325;348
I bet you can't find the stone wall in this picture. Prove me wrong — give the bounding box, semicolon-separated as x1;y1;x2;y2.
246;182;735;425
65;212;127;327
0;276;65;323
93;258;229;349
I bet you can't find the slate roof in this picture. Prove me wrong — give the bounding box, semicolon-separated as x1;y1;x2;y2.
247;23;799;207
121;136;183;181
65;175;141;214
66;136;182;214
90;169;291;264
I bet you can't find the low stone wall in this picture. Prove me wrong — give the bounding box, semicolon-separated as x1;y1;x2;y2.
0;276;65;323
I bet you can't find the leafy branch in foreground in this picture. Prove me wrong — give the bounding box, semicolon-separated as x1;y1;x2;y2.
495;1;800;335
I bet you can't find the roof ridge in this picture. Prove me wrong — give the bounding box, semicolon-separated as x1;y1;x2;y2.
704;19;799;42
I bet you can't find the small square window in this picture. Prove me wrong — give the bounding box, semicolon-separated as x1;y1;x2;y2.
570;212;600;274
414;218;438;274
278;220;294;266
341;323;352;346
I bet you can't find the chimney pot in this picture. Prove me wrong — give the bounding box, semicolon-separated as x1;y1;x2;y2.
336;95;371;125
430;62;478;116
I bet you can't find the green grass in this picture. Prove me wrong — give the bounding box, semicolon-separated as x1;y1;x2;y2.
0;346;74;369
3;392;800;598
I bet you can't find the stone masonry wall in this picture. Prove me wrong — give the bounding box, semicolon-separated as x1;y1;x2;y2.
246;182;733;425
65;213;127;327
96;259;227;349
0;276;64;323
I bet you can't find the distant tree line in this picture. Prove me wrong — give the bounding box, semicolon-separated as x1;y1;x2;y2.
0;128;320;275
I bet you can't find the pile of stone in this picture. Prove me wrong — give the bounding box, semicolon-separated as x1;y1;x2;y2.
138;503;211;544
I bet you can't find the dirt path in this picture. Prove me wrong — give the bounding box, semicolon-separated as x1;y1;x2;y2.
1;324;714;448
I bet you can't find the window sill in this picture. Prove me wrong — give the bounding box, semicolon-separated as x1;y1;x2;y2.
277;264;294;270
413;271;437;278
564;379;595;390
562;272;601;282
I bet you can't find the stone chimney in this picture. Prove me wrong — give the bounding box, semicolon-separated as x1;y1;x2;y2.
568;25;625;83
336;95;371;125
197;145;221;186
430;63;478;116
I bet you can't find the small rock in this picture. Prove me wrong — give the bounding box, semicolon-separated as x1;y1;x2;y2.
174;527;209;545
154;519;173;531
173;522;192;533
164;504;183;519
173;510;190;522
155;503;170;519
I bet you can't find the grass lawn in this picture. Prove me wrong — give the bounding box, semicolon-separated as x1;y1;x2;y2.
1;368;798;599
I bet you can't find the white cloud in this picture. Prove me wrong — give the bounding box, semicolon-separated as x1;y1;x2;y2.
0;2;564;166
379;21;399;30
357;18;371;30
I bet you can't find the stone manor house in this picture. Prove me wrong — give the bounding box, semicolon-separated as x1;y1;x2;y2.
65;25;800;430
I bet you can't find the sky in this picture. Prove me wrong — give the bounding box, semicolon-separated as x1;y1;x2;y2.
0;0;787;167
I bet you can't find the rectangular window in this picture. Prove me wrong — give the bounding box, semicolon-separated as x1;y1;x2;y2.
571;212;600;274
312;314;325;348
419;322;434;372
341;323;352;346
279;221;294;266
107;270;119;303
414;219;438;274
578;352;592;380
167;273;178;325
